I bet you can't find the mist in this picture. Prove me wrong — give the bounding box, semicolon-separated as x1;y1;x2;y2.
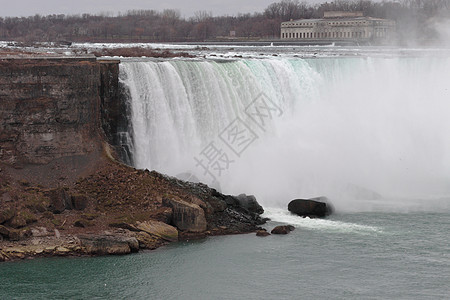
121;54;450;214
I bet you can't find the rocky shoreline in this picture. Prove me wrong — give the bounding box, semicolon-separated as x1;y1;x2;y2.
0;156;266;262
0;54;268;262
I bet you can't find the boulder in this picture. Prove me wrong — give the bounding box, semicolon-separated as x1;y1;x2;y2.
31;227;51;237
0;225;21;241
288;197;333;218
271;225;295;235
0;209;15;225
163;198;207;233
256;229;271;237
135;220;178;242
135;232;162;250
47;188;72;213
235;194;264;214
149;206;173;224
205;197;227;213
8;215;27;229
71;194;88;210
79;234;139;255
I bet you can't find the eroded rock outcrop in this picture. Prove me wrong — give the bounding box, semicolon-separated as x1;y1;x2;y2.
235;194;264;215
163;197;208;233
0;57;104;166
135;220;178;242
79;233;139;255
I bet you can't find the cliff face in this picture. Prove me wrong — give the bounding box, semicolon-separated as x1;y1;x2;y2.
99;60;133;165
0;56;119;166
0;56;266;261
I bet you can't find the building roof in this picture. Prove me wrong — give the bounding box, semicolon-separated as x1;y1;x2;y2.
281;16;393;25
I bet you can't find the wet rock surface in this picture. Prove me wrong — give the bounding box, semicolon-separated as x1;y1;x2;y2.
256;229;271;237
288;197;333;218
271;225;295;235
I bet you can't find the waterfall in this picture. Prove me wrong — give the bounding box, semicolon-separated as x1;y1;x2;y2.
120;57;450;211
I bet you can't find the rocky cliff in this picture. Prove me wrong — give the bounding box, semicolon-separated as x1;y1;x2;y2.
0;56;112;166
0;55;265;261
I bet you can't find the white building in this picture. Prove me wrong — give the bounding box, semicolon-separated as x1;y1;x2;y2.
280;11;395;43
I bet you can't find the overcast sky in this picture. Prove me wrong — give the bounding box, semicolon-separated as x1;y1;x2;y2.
0;0;326;18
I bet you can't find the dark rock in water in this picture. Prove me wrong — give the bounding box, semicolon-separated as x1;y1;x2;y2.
235;194;264;214
271;225;295;235
256;229;271;237
288;197;333;218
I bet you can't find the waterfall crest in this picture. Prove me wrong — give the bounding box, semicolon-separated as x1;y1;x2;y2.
120;57;450;211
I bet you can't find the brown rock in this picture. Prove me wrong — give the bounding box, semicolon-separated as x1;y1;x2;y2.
0;225;10;237
135;220;178;242
108;222;138;231
256;229;271;237
0;225;21;241
71;194;88;210
206;197;228;213
79;234;139;255
149;206;173;224
54;246;71;256
0;57;102;166
31;227;51;237
0;251;8;262
163;198;207;233
271;225;295;235
48;188;72;213
74;219;91;228
8;215;27;228
135;232;161;250
0;209;15;225
1;193;13;203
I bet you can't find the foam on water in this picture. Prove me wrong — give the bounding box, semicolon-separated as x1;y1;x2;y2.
120;54;450;212
263;207;383;235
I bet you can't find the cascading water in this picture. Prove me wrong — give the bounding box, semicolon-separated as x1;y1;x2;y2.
119;56;450;212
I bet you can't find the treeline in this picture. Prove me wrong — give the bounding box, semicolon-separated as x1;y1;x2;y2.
0;0;449;45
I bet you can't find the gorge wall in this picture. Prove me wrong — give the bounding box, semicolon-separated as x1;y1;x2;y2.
0;56;121;167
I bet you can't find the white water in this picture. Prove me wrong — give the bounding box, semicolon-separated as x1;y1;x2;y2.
120;55;450;212
263;207;383;235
